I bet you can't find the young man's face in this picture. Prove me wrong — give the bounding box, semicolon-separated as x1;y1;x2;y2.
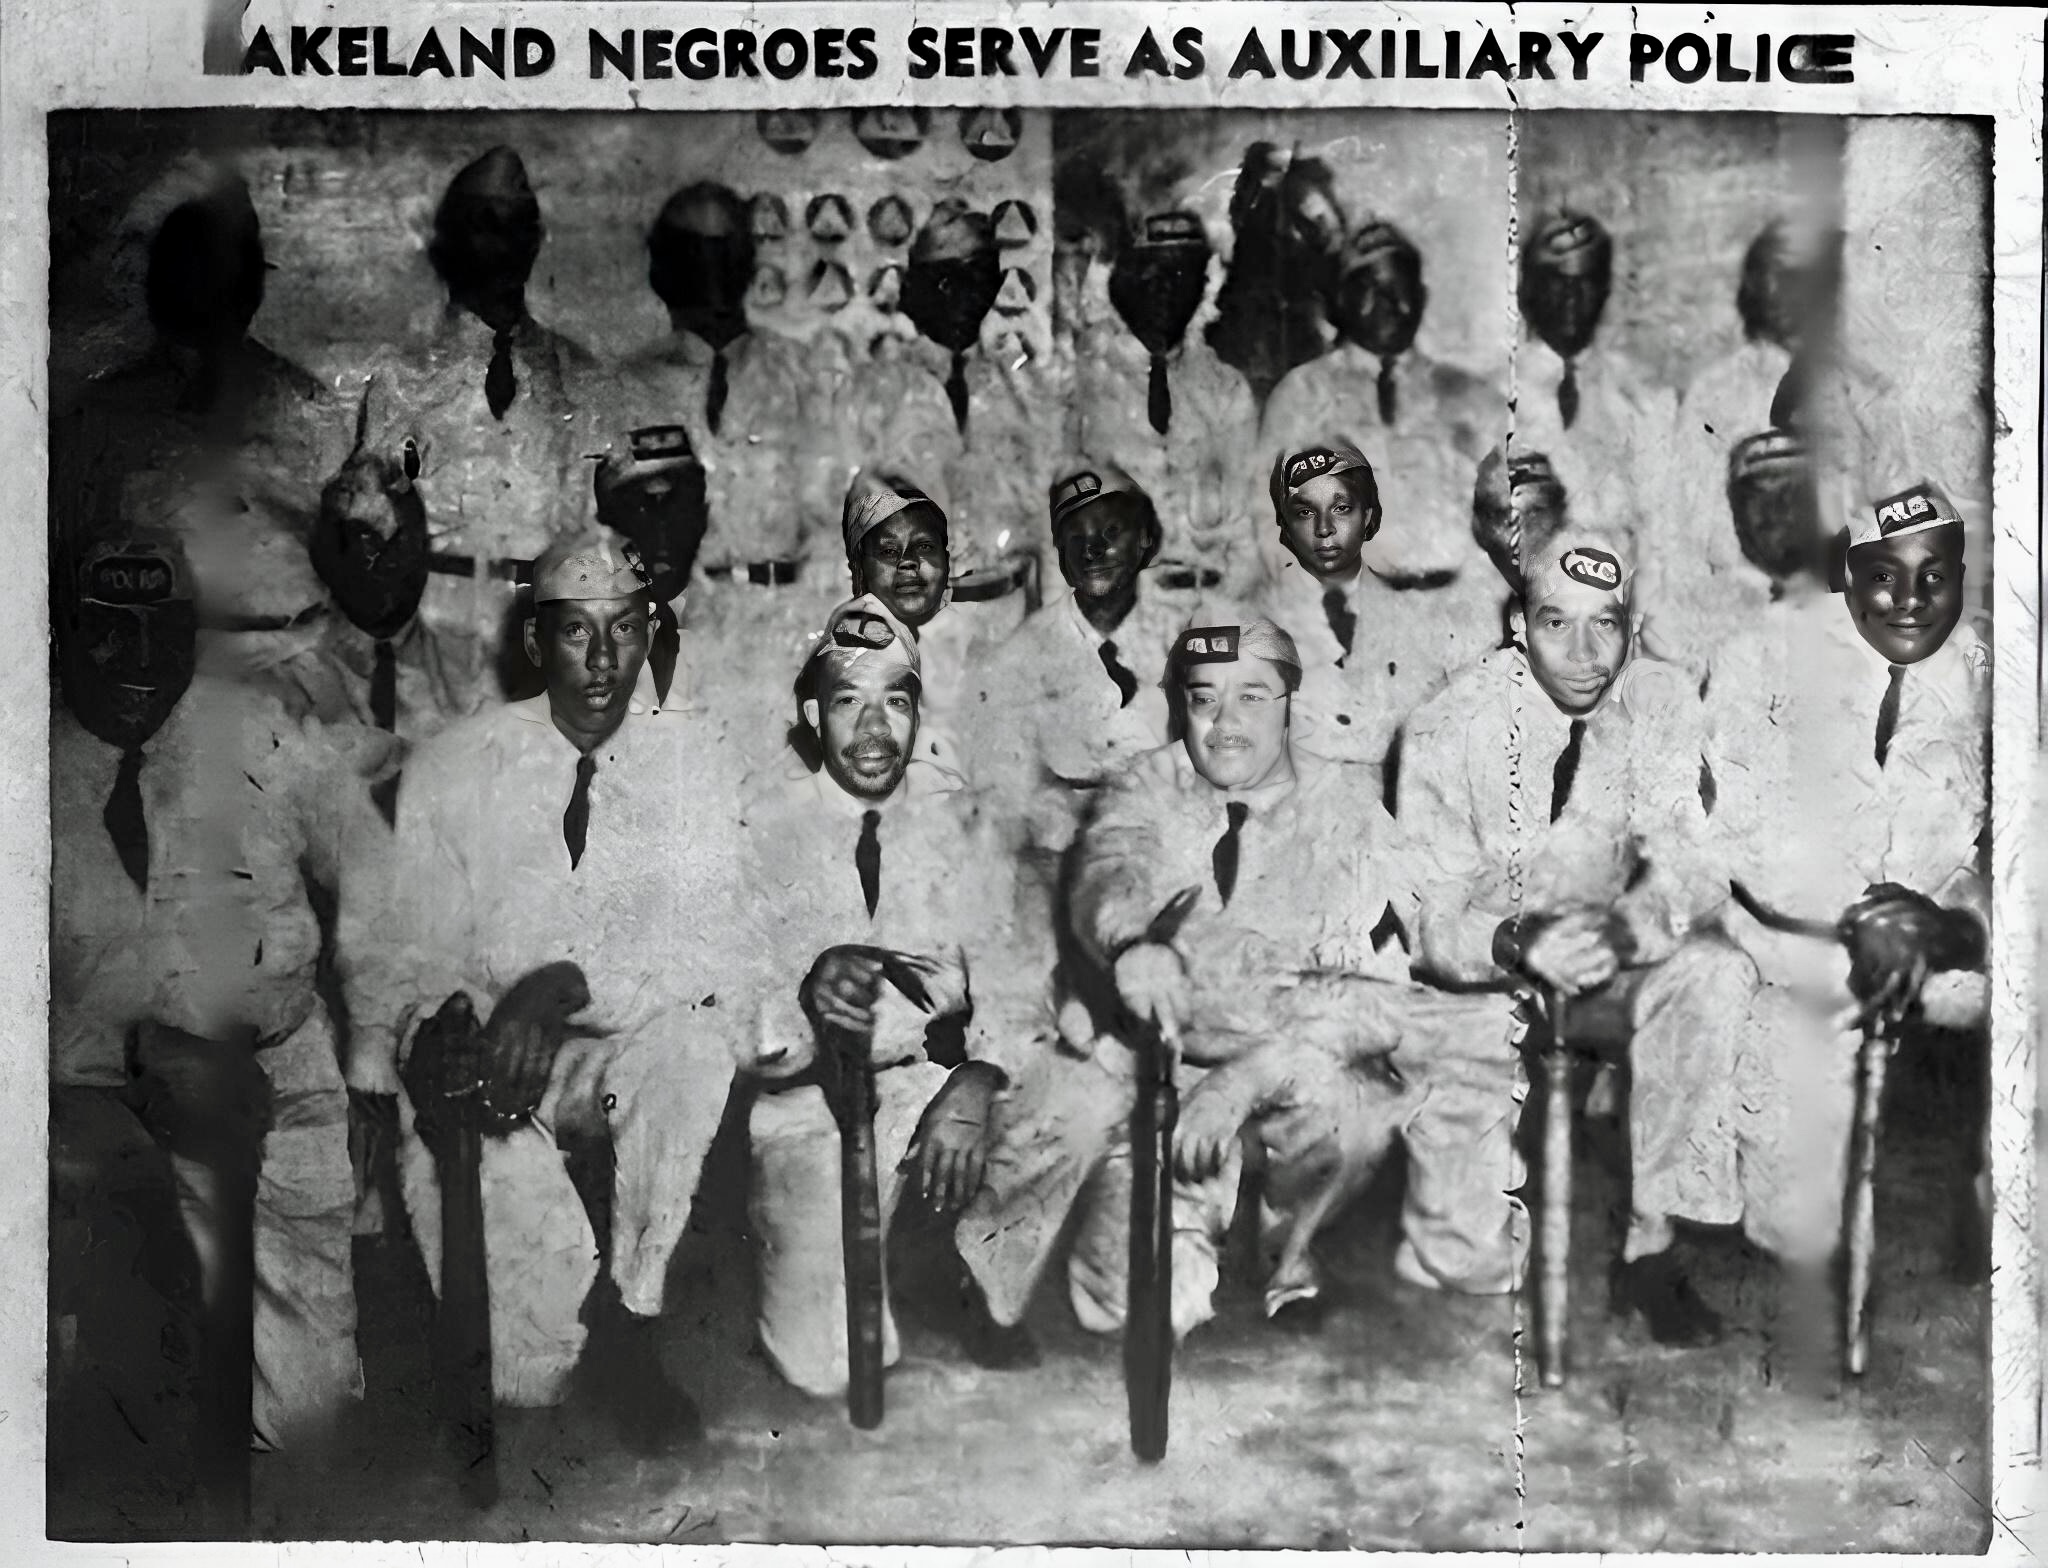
856;511;950;628
807;660;920;799
1181;660;1293;791
1279;473;1376;582
1844;527;1964;665
1057;495;1148;606
524;596;650;746
1517;579;1632;716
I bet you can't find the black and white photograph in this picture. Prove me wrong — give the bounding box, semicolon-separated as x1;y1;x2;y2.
4;2;2042;1560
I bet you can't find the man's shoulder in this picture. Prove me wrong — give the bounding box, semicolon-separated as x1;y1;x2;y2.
407;700;535;779
1607;655;1703;721
1408;650;1514;732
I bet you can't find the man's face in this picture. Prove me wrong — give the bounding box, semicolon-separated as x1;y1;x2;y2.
58;598;197;750
1332;262;1425;359
1181;660;1292;791
1845;528;1964;666
1518;580;1632;716
524;596;649;745
856;511;950;627
1279;473;1376;582
1057;495;1148;605
808;660;919;799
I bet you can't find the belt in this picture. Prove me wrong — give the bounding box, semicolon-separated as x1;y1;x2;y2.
1729;879;1841;942
705;560;802;587
428;551;528;584
1152;563;1223;592
202;602;329;634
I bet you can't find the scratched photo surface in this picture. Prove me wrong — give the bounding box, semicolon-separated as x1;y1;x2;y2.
44;105;1993;1549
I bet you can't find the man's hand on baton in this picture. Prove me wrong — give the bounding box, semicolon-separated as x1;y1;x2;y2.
482;962;592;1127
802;948;893;1036
1520;910;1621;997
1116;942;1192;1035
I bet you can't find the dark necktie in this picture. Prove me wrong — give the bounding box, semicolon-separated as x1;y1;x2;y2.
1147;352;1172;435
1322;586;1357;667
1376;357;1399;426
1874;664;1907;767
1558;357;1580;429
104;745;150;893
1097;639;1140;708
651;601;682;709
1212;800;1249;908
484;324;517;420
563;754;596;869
1769;350;1812;432
370;639;397;732
856;808;883;918
945;350;971;433
706;349;730;436
1550;719;1586;823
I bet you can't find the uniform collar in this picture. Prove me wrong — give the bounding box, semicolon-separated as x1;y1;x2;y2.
1165;737;1299;813
510;665;664;748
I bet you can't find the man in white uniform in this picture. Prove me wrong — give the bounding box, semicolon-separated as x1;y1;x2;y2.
733;595;1042;1394
340;536;740;1452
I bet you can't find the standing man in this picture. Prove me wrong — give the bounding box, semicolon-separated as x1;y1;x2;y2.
267;391;471;752
836;202;1053;619
607;182;845;650
50;165;349;628
356;146;602;711
340;536;740;1452
52;526;388;1457
1399;531;1748;1338
1513;212;1679;570
1069;206;1266;600
1706;476;1987;1369
1263;222;1505;591
961;618;1509;1341
1259;437;1496;776
839;467;1010;772
734;595;1041;1395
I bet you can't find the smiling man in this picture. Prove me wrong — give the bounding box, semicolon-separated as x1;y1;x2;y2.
732;594;1041;1395
1705;471;1989;1371
958;617;1508;1344
838;467;1008;770
1400;532;1749;1341
1257;437;1494;774
340;534;742;1454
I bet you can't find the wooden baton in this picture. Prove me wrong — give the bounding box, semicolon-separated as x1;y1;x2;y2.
1539;987;1573;1391
1843;1010;1900;1378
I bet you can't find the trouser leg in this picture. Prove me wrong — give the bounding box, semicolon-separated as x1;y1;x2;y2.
1619;937;1757;1259
1732;926;1859;1269
955;1048;1130;1327
748;1063;950;1398
1253;1052;1409;1314
1394;996;1531;1295
399;1096;599;1410
161;1016;359;1453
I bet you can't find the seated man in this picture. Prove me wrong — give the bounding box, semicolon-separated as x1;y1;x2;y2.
733;595;1040;1395
51;525;388;1464
1258;437;1497;775
961;617;1515;1343
339;536;741;1452
1400;529;1747;1342
1707;470;1988;1367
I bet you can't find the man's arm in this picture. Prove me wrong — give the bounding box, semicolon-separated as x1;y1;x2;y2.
1067;763;1177;973
334;735;489;1093
1394;699;1517;984
1609;663;1728;967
